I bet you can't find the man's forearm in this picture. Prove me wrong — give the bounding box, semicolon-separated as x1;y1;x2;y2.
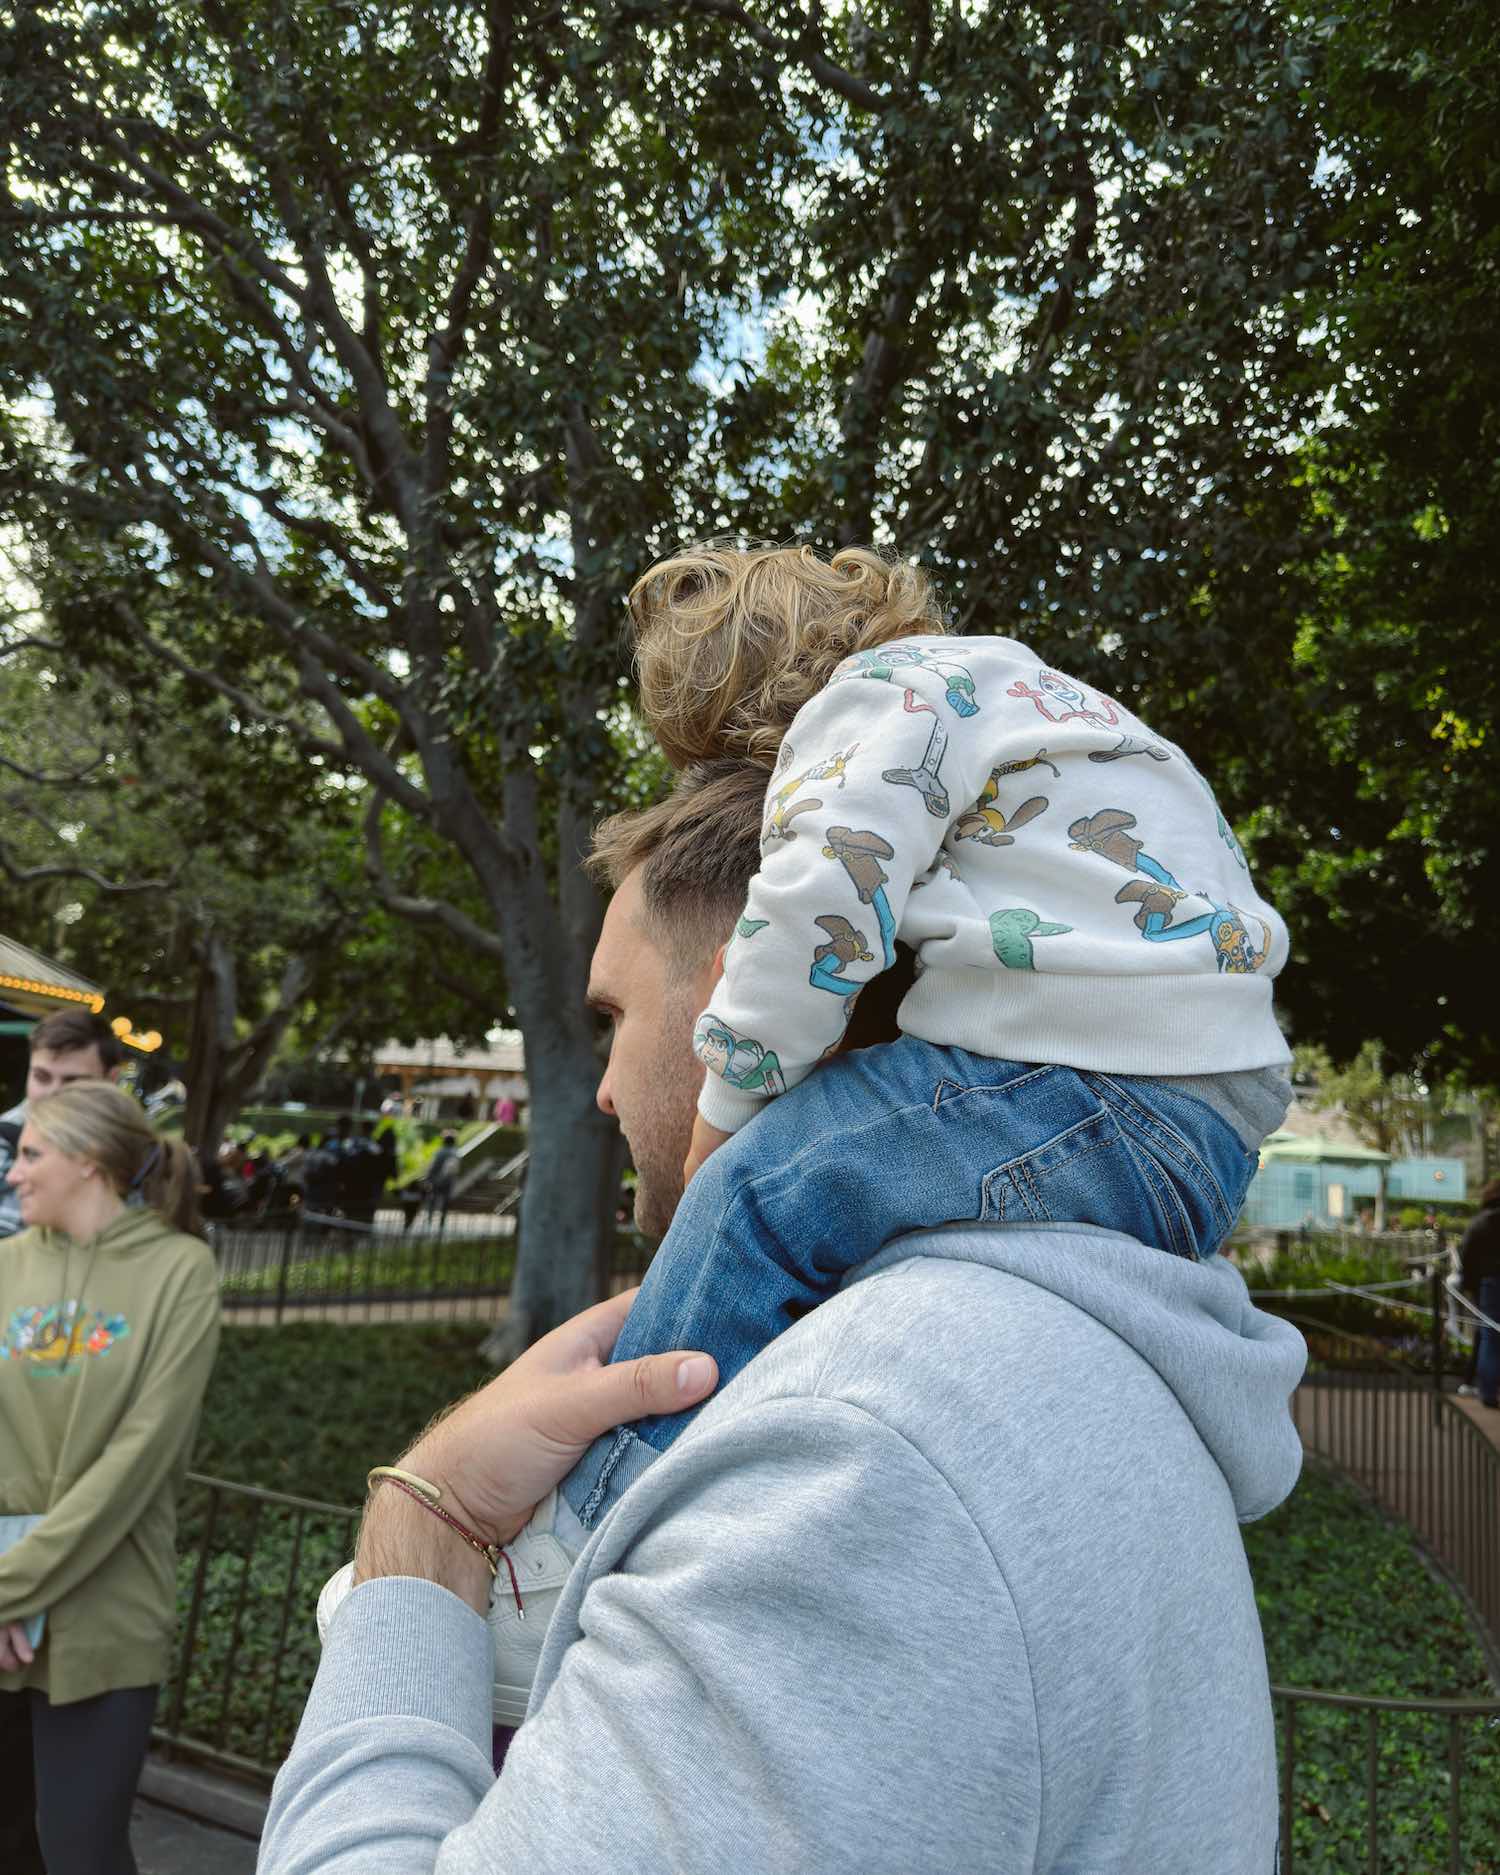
355;1483;494;1615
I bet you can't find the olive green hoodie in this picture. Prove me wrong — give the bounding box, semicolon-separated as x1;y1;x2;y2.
0;1207;220;1705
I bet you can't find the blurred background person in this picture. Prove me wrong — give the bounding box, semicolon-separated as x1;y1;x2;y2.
421;1130;461;1233
0;1081;221;1875
0;1009;125;1241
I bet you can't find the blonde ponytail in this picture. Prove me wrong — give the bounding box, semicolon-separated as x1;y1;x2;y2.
26;1081;203;1236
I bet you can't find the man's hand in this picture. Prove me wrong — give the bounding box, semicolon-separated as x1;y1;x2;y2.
355;1288;717;1611
0;1621;35;1673
683;1114;733;1189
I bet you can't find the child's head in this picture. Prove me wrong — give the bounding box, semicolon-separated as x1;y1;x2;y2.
629;541;947;769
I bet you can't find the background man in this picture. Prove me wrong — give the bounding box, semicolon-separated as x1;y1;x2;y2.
0;1008;125;1240
421;1131;461;1232
261;760;1306;1873
341;1118;394;1230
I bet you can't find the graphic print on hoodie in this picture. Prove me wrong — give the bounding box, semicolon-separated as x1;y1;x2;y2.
1;1300;131;1370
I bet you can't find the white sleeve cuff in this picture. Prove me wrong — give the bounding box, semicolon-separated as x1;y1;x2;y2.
696;1078;771;1133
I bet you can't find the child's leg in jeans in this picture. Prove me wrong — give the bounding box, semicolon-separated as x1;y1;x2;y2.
562;1039;1257;1531
564;1036;953;1527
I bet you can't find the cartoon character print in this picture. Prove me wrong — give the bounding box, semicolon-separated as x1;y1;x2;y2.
1067;808;1270;973
1088;733;1170;764
724;913;770;963
1;1301;130;1372
808;913;876;995
693;1014;787;1095
830;644;980;718
1213;809;1249;871
1007;668;1120;729
954;752;1059;848
822;825;894;904
881;721;950;818
763;743;860;844
821;826;898;977
989;908;1073;970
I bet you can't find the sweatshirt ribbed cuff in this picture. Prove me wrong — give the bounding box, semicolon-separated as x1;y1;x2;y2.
696;1078;770;1133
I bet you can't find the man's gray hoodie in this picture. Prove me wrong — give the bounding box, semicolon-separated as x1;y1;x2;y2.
261;1223;1306;1873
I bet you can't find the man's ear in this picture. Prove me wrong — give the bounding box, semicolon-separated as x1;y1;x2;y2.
692;939;728;1015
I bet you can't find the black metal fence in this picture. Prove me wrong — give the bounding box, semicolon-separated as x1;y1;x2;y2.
1273;1684;1500;1875
209;1218;655;1325
156;1473;357;1778
1287;1312;1500;1654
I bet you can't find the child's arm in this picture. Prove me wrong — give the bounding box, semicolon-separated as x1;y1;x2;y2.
683;1114;732;1187
693;653;992;1136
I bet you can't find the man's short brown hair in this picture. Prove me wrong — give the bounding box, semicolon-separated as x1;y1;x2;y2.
29;1007;126;1072
587;759;772;968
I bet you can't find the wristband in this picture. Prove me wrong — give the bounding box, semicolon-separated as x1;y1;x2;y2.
366;1466;525;1616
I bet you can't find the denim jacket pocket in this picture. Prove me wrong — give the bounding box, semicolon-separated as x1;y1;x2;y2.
979;1105;1122;1224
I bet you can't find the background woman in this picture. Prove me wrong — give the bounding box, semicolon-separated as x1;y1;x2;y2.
0;1081;220;1875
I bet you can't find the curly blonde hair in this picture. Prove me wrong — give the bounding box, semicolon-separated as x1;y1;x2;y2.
629;541;947;769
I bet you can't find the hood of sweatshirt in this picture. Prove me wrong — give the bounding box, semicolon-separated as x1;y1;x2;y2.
850;1221;1306;1523
29;1207;172;1262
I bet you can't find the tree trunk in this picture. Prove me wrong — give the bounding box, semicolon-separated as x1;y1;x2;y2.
182;931;314;1162
182;935;233;1160
479;1021;616;1366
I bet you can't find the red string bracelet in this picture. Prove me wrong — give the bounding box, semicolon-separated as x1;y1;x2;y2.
367;1466;525;1618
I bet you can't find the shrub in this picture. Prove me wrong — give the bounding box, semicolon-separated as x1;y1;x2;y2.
1243;1462;1500;1872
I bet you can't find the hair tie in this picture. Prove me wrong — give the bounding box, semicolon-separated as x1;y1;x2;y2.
128;1143;163;1193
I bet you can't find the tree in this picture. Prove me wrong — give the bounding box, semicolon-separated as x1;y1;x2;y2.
1;0;1332;1351
1293;1041;1434;1161
0;611;494;1154
1236;0;1500;1084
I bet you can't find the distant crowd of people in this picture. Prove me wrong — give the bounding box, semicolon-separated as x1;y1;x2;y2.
203;1117;464;1232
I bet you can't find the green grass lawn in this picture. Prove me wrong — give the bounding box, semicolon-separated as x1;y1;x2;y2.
178;1326;1499;1864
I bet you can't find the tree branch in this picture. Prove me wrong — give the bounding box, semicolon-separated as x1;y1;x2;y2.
1023;111;1100;382
430;963;506;1017
250;147;422;534
362;787;508;960
291;652;437;821
0;637;64;661
652;0;885;113
423;1;515;500
0;840;177;895
0;751;111;787
107;602;349;766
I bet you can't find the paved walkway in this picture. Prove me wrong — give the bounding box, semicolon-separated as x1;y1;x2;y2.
132;1800;258;1873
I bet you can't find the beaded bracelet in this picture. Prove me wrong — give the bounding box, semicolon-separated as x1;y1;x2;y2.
367;1465;525;1617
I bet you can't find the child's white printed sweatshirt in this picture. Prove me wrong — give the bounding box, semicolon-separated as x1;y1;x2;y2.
693;635;1291;1133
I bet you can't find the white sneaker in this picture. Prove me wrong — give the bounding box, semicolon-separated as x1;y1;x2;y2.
315;1488;581;1727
